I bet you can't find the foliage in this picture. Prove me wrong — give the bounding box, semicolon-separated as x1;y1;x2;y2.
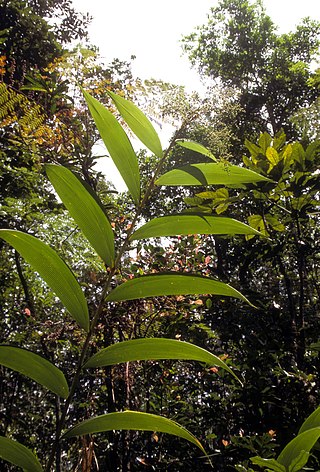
291;68;320;142
0;0;59;85
1;1;319;470
23;0;91;43
182;0;320;140
0;89;269;471
144;129;319;469
251;405;320;471
0;44;138;236
0;0;90;85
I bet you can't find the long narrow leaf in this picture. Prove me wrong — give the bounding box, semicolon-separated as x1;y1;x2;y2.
84;338;240;382
0;346;69;398
46;165;114;267
0;230;89;331
298;404;320;434
176;139;217;161
130;214;262;240
107;90;163;158
0;437;43;472
62;411;206;455
156;163;272;187
106;273;253;306
83;90;140;203
277;428;320;469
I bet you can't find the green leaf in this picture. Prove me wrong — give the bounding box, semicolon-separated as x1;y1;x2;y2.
82;89;140;204
197;188;229;200
305;141;320;162
197;188;233;214
130;215;262;240
247;215;268;238
156;163;272;187
46;165;114;267
0;230;89;331
0;346;69;398
84;338;240;382
277;427;320;469
273;131;287;151
282;144;293;168
215;203;229;214
106;273;254;307
107;90;163;158
291;143;305;167
244;139;263;159
266;148;281;172
176;139;217;161
308;342;320;352
0;437;43;472
250;456;285;471
265;214;285;232
20;85;48;93
195;191;219;199
288;450;309;472
184;196;204;207
62;410;206;455
258;132;272;153
298;404;320;434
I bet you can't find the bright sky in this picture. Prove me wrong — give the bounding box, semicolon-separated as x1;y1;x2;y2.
73;0;319;91
72;0;320;190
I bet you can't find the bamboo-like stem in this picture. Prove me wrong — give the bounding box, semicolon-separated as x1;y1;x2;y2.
45;123;186;472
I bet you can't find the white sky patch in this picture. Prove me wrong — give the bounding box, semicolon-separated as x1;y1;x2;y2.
73;0;319;90
73;0;320;191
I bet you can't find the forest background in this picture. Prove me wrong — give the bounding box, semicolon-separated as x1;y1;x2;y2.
0;0;320;471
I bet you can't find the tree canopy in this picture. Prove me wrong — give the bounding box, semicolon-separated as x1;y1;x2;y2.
182;0;320;139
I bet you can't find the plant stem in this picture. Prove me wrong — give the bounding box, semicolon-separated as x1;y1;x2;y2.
45;124;185;471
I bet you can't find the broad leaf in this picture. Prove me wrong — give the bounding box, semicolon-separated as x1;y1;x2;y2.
196;188;229;200
0;230;89;331
277;427;320;469
291;143;305;167
246;215;268;240
82;89;140;204
176;139;217;161
84;338;240;382
46;165;114;267
107;90;162;158
156;163;272;187
259;132;272;153
245;139;262;159
0;437;43;472
0;346;69;398
250;456;285;471
106;273;253;306
266;147;281;172
299;404;320;434
62;410;206;455
130;214;262;240
265;214;285;232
